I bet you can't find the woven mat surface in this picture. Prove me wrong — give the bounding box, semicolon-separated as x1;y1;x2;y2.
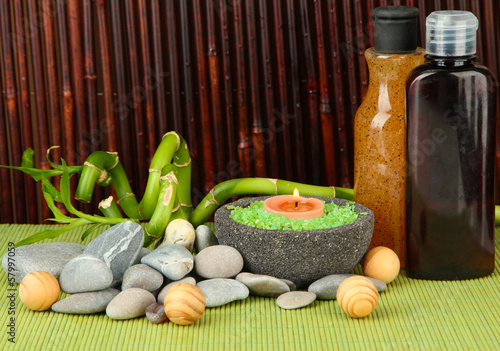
0;224;499;351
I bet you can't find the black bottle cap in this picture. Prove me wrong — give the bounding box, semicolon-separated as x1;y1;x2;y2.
373;6;419;52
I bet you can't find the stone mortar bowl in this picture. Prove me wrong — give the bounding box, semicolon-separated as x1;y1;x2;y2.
214;196;374;288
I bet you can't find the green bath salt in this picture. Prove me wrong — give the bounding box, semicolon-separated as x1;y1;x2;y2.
228;200;362;231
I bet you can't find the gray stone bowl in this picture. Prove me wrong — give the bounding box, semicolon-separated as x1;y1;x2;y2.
214;196;374;288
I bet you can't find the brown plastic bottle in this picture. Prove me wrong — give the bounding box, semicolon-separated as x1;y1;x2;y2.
405;11;497;280
354;6;425;267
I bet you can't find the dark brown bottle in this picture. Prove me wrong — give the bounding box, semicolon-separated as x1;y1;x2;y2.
405;11;497;280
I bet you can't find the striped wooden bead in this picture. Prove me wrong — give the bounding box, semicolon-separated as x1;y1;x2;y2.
336;276;378;318
19;271;60;311
164;283;206;325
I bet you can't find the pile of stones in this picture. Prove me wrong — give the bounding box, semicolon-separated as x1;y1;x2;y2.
2;220;386;321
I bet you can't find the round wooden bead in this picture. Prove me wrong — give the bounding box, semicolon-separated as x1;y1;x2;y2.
337;276;378;318
164;283;206;325
19;271;60;311
362;246;400;284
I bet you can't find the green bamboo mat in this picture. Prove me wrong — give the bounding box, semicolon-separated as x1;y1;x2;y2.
0;224;499;351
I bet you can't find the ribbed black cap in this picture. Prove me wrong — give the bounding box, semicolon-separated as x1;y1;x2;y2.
373;6;419;52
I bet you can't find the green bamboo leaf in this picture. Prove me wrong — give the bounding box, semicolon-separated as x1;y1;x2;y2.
21;148;34;168
16;218;92;246
81;223;106;241
41;177;71;222
46;146;63;170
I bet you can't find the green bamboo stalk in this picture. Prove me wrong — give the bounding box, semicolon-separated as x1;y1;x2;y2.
190;178;354;227
496;206;500;226
137;132;191;219
144;165;179;247
98;196;123;218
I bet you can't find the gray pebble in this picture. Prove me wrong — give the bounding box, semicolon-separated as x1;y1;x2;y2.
84;221;144;286
133;248;152;265
197;279;249;308
121;264;164;292
145;302;168;324
195;225;218;252
157;277;197;304
51;288;120;314
106;288;156;320
59;255;113;294
194;245;243;279
308;274;387;300
235;272;290;297
277;291;316;310
141;244;194;280
281;279;296;291
2;242;85;283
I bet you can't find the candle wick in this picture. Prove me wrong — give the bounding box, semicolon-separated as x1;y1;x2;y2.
295;201;298;209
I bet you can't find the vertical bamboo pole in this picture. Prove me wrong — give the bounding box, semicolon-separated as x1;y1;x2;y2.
124;0;148;195
13;0;37;223
327;0;353;187
469;1;483;62
232;0;253;179
218;0;238;179
298;0;321;185
27;0;51;221
179;0;201;199
41;0;63;161
315;0;338;186
245;0;267;178
354;0;368;101
82;0;99;152
0;67;13;223
433;0;442;11
206;0;226;178
417;0;427;47
165;0;183;135
193;0;217;191
55;0;75;167
285;0;306;183
66;0;89;164
150;0;168;135
445;0;456;9
257;0;278;178
272;0;293;179
136;0;157;158
366;1;376;48
1;0;27;223
109;0;134;184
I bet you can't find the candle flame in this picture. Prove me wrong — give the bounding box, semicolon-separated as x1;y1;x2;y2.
293;188;300;200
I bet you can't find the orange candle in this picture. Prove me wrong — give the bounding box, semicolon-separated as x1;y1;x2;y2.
263;189;325;220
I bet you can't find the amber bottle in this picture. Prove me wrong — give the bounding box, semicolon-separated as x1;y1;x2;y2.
354;6;425;267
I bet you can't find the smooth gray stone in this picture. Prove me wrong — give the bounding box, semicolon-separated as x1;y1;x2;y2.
197;279;249;308
145;302;168;324
194;245;243;279
308;274;387;300
235;272;290;297
194;225;219;252
281;279;296;291
133;248;151;265
51;288;120;314
141;244;193;281
121;264;164;292
2;242;85;283
157;277;197;304
84;221;144;286
106;288;156;320
277;291;316;310
59;255;113;294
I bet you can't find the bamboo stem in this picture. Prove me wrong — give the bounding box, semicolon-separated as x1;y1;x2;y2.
246;0;267;178
151;0;168;136
354;0;368;101
193;0;216;192
298;0;321;185
1;0;27;223
315;0;338;186
13;0;37;223
258;0;279;178
0;72;13;223
124;0;148;195
190;178;354;228
99;196;123;218
136;0;157;158
95;0;118;152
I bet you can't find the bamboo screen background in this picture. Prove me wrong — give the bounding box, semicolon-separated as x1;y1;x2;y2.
0;0;499;224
